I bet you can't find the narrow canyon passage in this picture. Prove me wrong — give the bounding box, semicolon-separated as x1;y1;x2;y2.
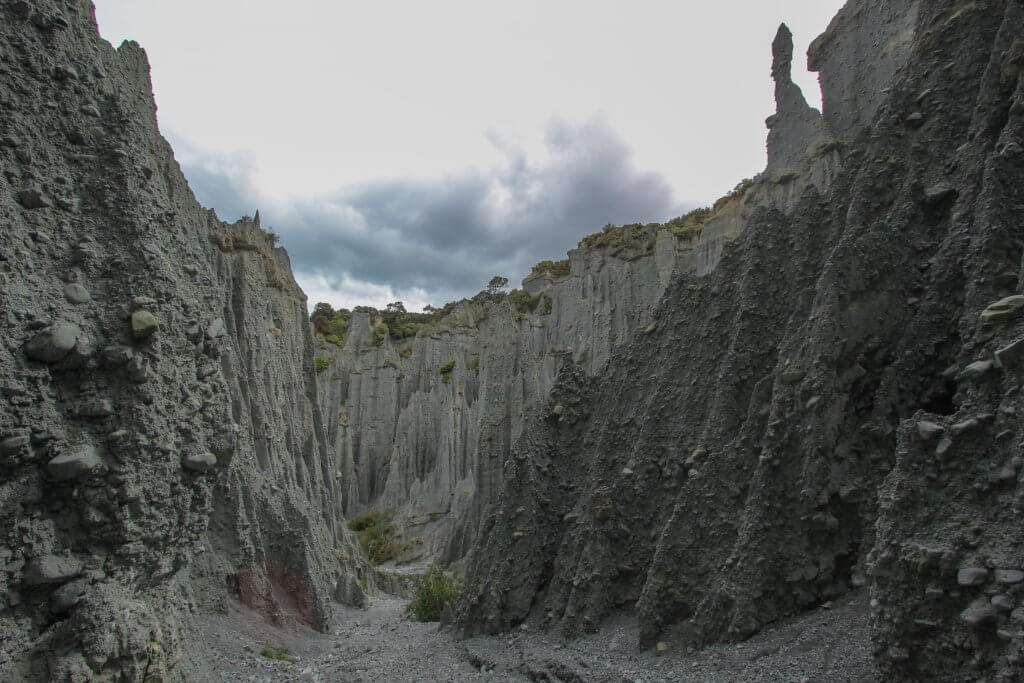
199;590;872;682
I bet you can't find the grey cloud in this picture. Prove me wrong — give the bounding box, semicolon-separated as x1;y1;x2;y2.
172;119;683;303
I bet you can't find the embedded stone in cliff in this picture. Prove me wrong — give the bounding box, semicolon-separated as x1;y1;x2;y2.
961;604;998;627
980;296;1024;324
996;569;1024;585
47;447;102;481
995;338;1024;367
781;369;805;385
23;555;82;586
182;451;217;472
49;579;88;614
959;360;994;379
131;310;159;339
957;567;989;586
991;595;1015;612
101;345;133;368
916;421;945;440
126;355;149;383
922;183;958;211
63;283;91;304
130;296;157;311
16;185;49;209
78;399;115;418
24;322;83;363
206;317;227;339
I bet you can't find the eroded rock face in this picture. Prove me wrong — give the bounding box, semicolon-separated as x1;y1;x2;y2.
455;1;1024;681
0;2;368;680
318;234;695;565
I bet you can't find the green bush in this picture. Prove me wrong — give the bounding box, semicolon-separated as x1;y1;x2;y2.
315;356;334;374
508;289;534;313
405;565;460;622
347;510;400;564
529;258;571;279
538;292;552;315
260;646;296;664
372;322;389;346
438;360;456;375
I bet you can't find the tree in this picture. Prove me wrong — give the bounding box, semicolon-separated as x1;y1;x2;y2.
487;275;509;295
385;301;406;314
310;302;335;334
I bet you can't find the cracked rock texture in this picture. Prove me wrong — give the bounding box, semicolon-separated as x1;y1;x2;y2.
456;1;1024;681
0;2;368;680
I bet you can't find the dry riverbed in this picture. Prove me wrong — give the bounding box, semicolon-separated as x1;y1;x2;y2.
200;590;874;682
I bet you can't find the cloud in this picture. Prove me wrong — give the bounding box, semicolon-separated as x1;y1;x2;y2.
169;119;684;309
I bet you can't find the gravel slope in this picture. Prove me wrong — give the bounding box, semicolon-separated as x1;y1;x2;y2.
201;590;873;682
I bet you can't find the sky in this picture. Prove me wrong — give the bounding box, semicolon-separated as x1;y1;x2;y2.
91;0;845;311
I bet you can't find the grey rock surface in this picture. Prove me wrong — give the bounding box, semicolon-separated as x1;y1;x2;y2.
454;2;1024;682
0;2;372;680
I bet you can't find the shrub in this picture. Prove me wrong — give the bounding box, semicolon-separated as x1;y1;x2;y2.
260;646;296;664
508;289;534;313
405;565;460;622
438;360;456;375
347;510;400;564
311;305;351;349
372;322;389;346
315;356;334;374
539;292;553;315
529;259;571;279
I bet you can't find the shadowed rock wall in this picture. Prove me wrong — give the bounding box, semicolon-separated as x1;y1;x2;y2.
456;2;1024;681
0;2;367;680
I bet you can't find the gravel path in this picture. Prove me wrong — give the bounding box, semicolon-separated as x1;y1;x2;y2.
201;590;874;682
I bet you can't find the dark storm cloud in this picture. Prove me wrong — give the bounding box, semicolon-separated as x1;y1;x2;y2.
173;120;683;302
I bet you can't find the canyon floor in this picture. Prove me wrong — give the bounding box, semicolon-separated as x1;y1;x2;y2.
200;589;874;682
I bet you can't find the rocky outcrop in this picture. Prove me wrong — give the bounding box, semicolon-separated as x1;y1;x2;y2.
456;2;1024;681
0;2;366;680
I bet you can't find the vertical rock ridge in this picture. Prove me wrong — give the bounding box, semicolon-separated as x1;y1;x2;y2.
454;2;1024;680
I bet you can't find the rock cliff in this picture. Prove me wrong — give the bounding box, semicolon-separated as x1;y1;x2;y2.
455;1;1024;681
0;2;367;680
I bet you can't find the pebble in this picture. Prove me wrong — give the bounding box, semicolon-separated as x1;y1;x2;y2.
980;295;1024;324
916;421;945;441
131;310;159;339
995;569;1024;584
957;567;989;586
47;446;102;481
0;434;30;456
991;594;1014;612
183;452;217;472
50;579;89;614
995;338;1024;367
207;317;227;339
22;554;82;586
131;296;157;311
24;321;82;362
959;360;993;379
16;186;49;209
960;604;998;627
63;283;91;304
127;355;149;383
949;418;979;435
